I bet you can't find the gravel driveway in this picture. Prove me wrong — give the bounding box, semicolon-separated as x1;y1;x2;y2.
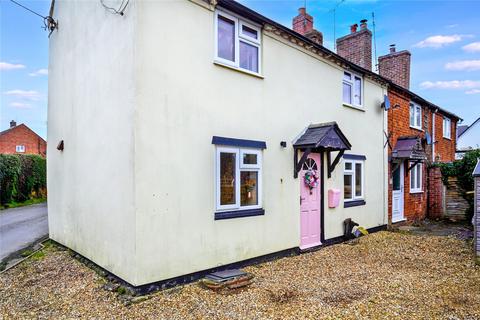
1;231;479;319
0;203;48;261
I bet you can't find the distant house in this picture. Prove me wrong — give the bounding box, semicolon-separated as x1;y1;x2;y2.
0;120;46;157
456;117;480;159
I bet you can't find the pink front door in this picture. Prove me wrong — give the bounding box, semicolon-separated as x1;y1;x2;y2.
300;153;321;249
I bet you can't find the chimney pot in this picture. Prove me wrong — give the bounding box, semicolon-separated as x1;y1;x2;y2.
389;44;396;53
360;19;368;29
350;24;358;33
10;120;16;128
298;7;306;15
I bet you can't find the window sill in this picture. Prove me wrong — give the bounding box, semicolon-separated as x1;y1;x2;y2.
344;200;366;208
342;103;365;112
215;208;265;220
410;190;424;194
409;126;423;132
213;61;264;79
443;136;451;141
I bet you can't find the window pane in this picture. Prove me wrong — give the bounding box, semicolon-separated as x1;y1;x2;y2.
343;82;352;104
220;152;236;205
416;164;421;189
392;165;400;191
416;107;421;127
239;41;259;72
410;165;415;189
344;72;351;81
344;174;352;200
243;153;257;165
355;163;362;197
354;77;362;105
240;171;258;206
345;162;352;170
217;15;235;62
242;25;258;39
410;105;414;126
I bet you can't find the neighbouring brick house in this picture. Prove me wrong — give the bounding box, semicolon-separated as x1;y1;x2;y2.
335;24;460;223
0;120;47;157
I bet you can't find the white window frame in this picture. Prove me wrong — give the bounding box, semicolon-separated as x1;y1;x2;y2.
214;10;262;75
215;146;263;212
16;145;25;153
409;162;423;193
343;159;364;202
342;71;363;108
443;117;451;139
409;102;422;130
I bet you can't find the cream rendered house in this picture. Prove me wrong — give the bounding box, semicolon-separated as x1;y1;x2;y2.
48;0;389;289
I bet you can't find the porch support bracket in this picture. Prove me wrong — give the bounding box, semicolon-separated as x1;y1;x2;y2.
294;148;311;178
407;159;422;173
327;149;345;178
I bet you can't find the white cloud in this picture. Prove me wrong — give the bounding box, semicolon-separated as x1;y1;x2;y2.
28;68;48;77
10;102;32;108
445;60;480;71
3;90;42;101
462;42;480;53
414;34;468;48
466;89;480;94
0;62;26;71
420;80;480;89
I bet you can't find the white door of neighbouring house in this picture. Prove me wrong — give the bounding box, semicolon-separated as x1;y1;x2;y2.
392;162;404;223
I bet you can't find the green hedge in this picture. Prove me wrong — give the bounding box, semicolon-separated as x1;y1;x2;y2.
0;154;46;205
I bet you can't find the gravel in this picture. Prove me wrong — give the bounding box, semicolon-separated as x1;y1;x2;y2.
1;231;479;319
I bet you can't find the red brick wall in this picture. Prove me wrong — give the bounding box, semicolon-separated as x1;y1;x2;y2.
387;89;429;222
433;112;456;162
0;124;46;157
336;28;372;71
428;166;444;218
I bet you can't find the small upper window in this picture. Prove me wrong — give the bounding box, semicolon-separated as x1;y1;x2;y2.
342;72;363;107
409;103;422;129
443;117;451;139
16;145;25;153
410;162;422;193
215;11;261;75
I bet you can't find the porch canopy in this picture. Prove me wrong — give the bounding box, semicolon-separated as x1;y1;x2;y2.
293;122;352;178
391;136;426;172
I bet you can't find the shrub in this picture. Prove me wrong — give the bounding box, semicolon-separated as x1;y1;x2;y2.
0;154;46;206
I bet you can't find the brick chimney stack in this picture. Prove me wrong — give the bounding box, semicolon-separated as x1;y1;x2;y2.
292;7;323;46
10;120;16;128
378;44;411;89
336;20;372;70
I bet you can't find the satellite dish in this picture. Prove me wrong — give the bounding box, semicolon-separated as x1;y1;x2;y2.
381;95;391;110
425;132;432;145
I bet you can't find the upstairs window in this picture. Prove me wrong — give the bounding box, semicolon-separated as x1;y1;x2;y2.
409;103;422;130
215;11;261;75
342;72;363;107
410;162;422;193
216;147;262;211
16;145;25;153
443;117;451;139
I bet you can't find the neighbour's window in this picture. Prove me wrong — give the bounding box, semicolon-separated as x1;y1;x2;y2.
410;162;422;193
344;159;364;201
16;145;25;153
216;147;262;211
342;72;363;107
409;103;422;129
443;117;451;139
215;11;261;74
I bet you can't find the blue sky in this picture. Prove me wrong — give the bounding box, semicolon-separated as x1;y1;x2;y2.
1;0;479;139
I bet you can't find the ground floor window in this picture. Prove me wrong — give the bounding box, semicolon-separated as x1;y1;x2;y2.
216;147;262;211
410;162;422;193
344;159;364;202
